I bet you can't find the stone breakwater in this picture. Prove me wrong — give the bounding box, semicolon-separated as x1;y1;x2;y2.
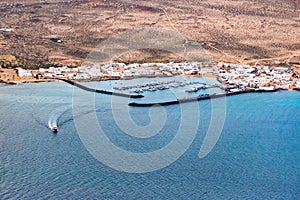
128;88;280;107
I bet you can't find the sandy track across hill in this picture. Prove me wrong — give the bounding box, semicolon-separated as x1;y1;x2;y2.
0;0;299;68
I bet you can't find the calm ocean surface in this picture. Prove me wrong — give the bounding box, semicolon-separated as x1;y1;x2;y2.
0;78;299;199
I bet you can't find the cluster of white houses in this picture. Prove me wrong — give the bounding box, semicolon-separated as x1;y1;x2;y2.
215;62;300;90
16;62;211;80
15;62;300;90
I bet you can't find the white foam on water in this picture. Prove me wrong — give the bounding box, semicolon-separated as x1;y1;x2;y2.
48;105;71;130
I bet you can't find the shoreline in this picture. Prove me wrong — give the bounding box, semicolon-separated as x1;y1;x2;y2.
0;75;300;95
0;62;217;84
1;62;299;93
0;74;217;85
1;75;299;93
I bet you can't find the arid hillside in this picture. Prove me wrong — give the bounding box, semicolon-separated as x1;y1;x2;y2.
0;0;299;68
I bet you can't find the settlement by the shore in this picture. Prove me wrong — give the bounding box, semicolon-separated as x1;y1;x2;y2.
215;62;300;91
0;62;299;91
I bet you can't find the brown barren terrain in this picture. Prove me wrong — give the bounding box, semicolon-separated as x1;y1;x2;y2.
0;0;299;69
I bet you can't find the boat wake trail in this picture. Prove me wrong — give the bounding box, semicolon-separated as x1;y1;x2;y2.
48;117;57;130
48;105;71;130
57;107;111;126
46;105;111;131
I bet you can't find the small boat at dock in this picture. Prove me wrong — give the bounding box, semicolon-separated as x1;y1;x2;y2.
185;85;207;93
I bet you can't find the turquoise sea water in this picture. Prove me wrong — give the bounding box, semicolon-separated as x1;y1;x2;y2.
0;79;299;199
